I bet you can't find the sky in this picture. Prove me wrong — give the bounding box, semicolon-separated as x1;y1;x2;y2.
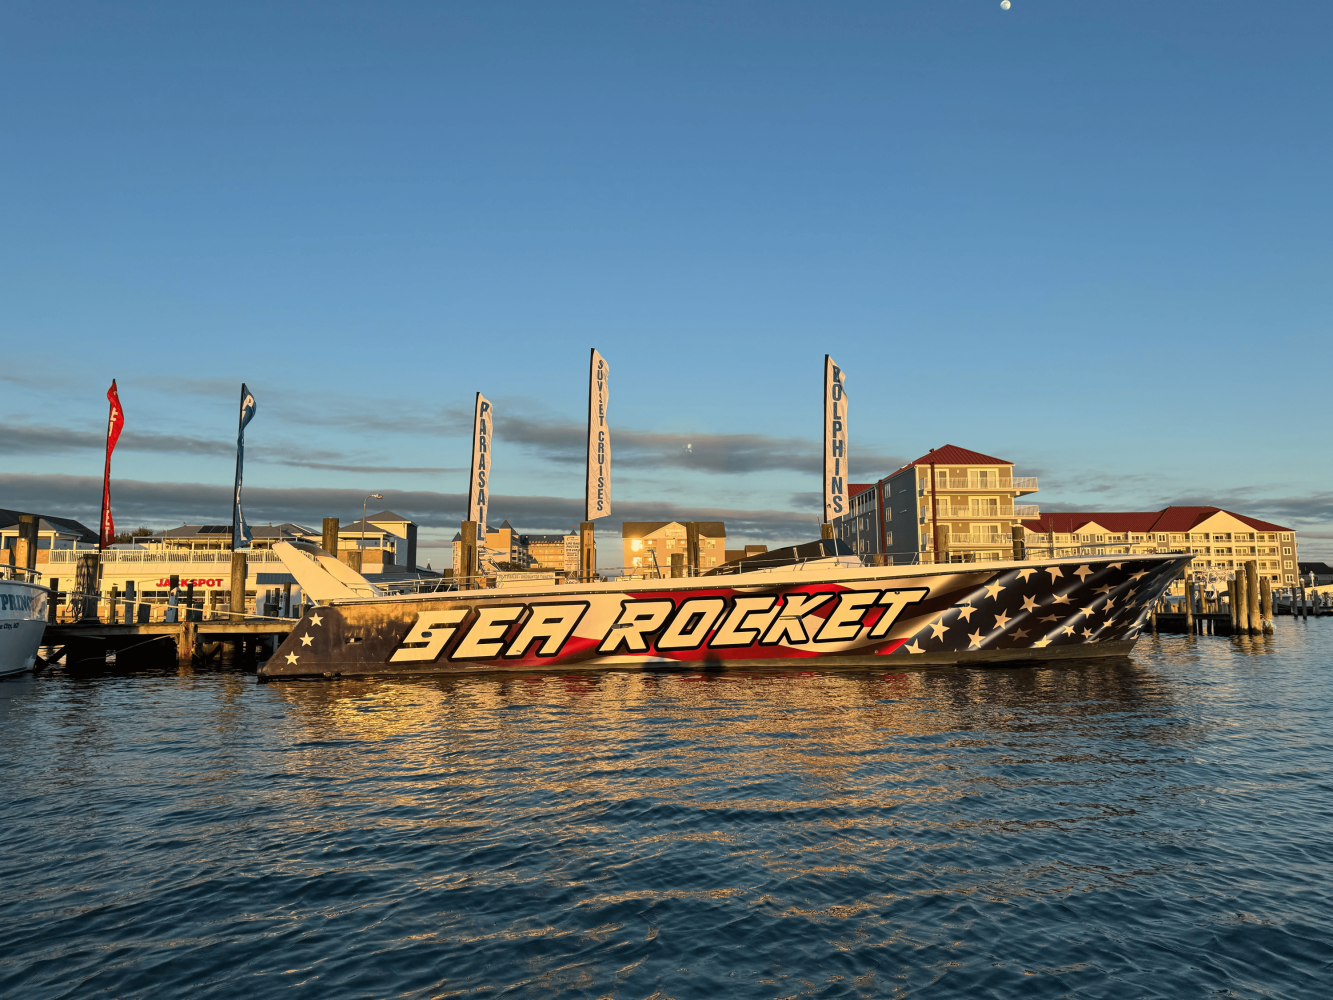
2;0;1330;566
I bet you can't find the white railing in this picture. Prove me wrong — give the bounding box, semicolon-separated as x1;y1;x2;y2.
939;534;1013;547
45;549;286;565
918;476;1039;492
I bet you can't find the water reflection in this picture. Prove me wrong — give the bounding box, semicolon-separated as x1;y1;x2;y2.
0;622;1329;998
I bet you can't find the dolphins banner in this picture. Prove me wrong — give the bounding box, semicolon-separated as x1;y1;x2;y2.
823;356;848;522
99;380;125;549
231;383;258;550
585;349;610;522
468;393;493;538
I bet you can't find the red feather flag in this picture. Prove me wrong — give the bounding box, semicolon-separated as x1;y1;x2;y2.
100;380;125;549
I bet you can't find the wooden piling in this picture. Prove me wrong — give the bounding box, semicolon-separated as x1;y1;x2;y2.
230;552;248;621
177;621;196;668
123;581;136;625
186;581;196;623
1183;574;1194;632
16;513;38;574
581;521;596;582
322;517;340;558
460;520;478;589
75;553;99;621
670;552;684;579
1245;562;1260;635
1227;578;1237;632
1011;524;1025;561
1236;570;1250;635
48;577;58;623
1259;577;1273;632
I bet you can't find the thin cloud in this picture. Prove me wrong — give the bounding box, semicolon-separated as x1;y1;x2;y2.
0;474;826;543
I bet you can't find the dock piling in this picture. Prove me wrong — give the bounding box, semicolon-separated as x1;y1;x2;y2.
1259;577;1273;632
460;520;478;589
1245;562;1260;635
322;518;340;559
1236;570;1250;635
1184;574;1194;633
229;553;247;621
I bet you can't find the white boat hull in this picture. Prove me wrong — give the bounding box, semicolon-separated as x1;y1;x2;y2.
0;579;49;677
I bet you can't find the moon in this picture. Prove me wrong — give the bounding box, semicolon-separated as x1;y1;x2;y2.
1001;0;1011;8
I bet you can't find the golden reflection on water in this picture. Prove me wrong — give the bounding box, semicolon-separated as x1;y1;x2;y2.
258;660;1180;843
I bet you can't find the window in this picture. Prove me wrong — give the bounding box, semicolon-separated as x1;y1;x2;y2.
1284;561;1293;569
1283;547;1292;555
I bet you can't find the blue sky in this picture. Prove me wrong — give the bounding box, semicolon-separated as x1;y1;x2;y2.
2;1;1330;564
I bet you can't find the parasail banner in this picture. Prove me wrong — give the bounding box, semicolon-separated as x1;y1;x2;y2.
468;393;493;538
586;348;610;521
231;384;258;550
823;355;848;522
99;380;126;549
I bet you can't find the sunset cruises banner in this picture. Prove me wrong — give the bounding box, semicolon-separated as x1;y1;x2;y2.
99;380;125;549
468;392;493;538
823;356;848;522
586;348;610;522
231;384;258;550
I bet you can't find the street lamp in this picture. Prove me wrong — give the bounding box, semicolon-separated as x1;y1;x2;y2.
363;494;383;551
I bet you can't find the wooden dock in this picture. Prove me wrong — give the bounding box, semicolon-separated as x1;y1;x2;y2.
1155;612;1237;635
42;619;296;669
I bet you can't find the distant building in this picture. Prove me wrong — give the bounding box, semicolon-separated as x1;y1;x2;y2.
452;519;532;576
832;445;1039;564
1299;562;1333;586
144;523;317;551
0;509;98;554
523;533;580;573
1022;508;1298;587
340;510;419;570
724;545;768;564
621;521;726;578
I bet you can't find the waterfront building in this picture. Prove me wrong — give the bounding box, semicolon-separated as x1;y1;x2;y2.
1;509;98;555
832;445;1039;565
621;521;726;578
1020;507;1299;589
452;519;533;576
1299;562;1333;586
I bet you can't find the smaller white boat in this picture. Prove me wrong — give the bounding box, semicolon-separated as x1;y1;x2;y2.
0;567;49;677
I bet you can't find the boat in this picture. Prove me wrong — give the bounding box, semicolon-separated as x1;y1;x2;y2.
258;540;1191;679
0;567;49;678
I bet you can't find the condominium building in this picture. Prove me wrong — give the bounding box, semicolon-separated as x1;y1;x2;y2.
522;533;581;574
1021;507;1299;587
832;445;1039;564
621;521;726;578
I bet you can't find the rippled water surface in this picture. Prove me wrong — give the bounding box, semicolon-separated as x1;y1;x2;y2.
3;621;1331;999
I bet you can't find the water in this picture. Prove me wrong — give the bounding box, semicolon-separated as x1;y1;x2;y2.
2;622;1330;999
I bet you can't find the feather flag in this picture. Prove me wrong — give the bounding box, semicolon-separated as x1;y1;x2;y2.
99;380;125;549
231;384;258;549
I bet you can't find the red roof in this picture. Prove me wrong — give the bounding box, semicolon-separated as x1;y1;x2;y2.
1021;506;1292;534
848;483;876;499
896;444;1013;473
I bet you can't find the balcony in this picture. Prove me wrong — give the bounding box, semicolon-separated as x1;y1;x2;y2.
919;503;1040;521
918;476;1039;493
937;534;1013;547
